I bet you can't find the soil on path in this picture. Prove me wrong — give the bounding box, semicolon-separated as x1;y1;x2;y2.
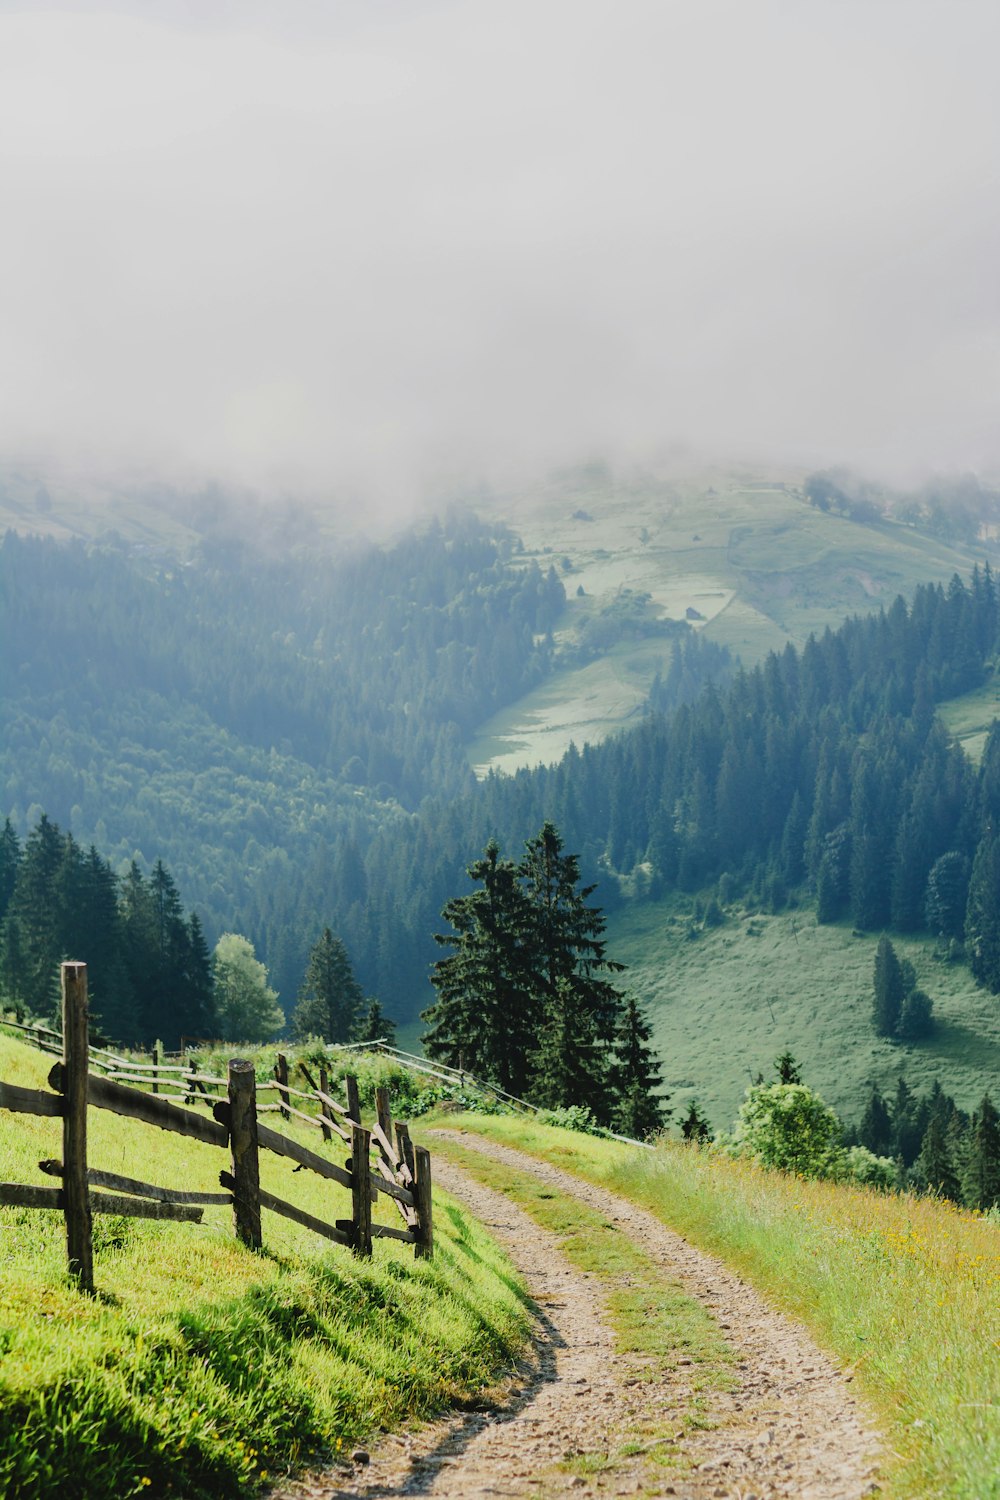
271;1133;881;1500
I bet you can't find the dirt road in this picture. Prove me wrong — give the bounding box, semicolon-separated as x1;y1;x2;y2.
273;1132;881;1499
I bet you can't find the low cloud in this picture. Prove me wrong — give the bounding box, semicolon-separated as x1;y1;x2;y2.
1;0;998;507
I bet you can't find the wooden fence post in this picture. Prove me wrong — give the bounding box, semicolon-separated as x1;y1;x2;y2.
152;1040;162;1095
228;1060;262;1251
413;1145;433;1261
413;1140;431;1260
61;961;93;1293
318;1065;332;1143
350;1122;372;1257
345;1073;361;1126
275;1052;290;1121
375;1085;394;1169
393;1121;416;1186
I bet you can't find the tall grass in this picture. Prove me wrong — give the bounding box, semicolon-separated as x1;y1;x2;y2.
0;1037;531;1498
442;1113;1000;1500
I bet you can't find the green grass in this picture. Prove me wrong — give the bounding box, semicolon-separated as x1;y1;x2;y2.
436;1113;1000;1500
937;668;1000;763
606;892;1000;1134
0;1035;531;1498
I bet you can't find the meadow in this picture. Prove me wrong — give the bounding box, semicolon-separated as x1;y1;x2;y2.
0;1035;530;1499
607;892;1000;1132
441;1112;1000;1500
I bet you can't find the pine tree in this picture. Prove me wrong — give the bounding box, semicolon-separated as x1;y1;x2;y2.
872;935;905;1037
6;814;65;1018
609;994;670;1138
518;821;625;1046
962;1094;1000;1211
291;928;364;1043
530;977;610;1119
774;1049;802;1084
858;1085;893;1156
965;827;1000;992
0;819;20;929
918;1114;961;1201
422;840;535;1094
680;1099;712;1143
353;998;397;1049
925;851;971;942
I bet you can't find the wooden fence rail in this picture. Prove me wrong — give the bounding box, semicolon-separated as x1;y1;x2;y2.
0;963;432;1293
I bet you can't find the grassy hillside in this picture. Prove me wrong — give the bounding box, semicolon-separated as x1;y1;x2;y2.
607;893;1000;1134
0;1033;529;1499
472;463;992;775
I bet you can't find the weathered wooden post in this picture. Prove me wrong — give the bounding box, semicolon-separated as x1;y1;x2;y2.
318;1064;333;1143
413;1144;433;1261
61;961;93;1293
228;1059;262;1251
350;1121;373;1257
374;1085;394;1170
152;1040;162;1095
393;1121;416;1186
275;1052;290;1121
345;1073;361;1126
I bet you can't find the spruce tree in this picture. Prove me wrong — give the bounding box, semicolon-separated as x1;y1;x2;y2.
609;994;670;1138
918;1114;961;1202
872;935;905;1037
292;928;364;1043
518;820;625;1053
965;827;1000;992
353;997;397;1049
858;1085;893;1157
530;977;610;1119
774;1049;802;1084
422;841;535;1094
680;1099;712;1142
962;1094;1000;1211
0;819;21;929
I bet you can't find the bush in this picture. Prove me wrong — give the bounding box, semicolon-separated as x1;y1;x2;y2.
730;1082;843;1177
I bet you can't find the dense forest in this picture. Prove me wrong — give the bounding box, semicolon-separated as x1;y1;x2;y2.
5;513;1000;1039
362;562;1000;1014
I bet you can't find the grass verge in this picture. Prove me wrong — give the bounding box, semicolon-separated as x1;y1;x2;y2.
0;1036;531;1499
431;1113;1000;1500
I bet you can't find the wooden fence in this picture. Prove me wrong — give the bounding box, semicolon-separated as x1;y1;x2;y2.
0;963;432;1294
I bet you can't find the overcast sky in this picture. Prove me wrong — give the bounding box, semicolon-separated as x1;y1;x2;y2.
0;0;998;505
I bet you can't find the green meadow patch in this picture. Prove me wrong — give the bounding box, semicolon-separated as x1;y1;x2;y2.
0;1036;530;1499
607;893;1000;1131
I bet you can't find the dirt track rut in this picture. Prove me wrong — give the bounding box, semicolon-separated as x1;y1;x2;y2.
272;1132;881;1500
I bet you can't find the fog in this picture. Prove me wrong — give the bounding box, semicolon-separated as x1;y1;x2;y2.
1;0;998;509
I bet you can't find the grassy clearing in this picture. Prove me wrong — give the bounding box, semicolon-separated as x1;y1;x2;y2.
436;1112;1000;1500
0;1036;530;1499
432;1135;733;1481
937;667;1000;763
607;893;1000;1131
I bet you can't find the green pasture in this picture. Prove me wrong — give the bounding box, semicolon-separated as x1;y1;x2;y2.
607;894;1000;1134
937;668;1000;764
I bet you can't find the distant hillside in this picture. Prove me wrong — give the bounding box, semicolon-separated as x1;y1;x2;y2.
471;462;993;775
